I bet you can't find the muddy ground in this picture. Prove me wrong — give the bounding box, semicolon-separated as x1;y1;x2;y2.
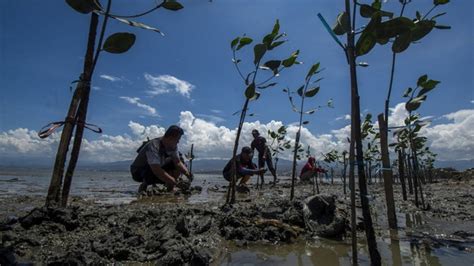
0;179;473;265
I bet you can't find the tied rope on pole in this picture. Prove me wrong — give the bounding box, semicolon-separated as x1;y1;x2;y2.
38;120;102;139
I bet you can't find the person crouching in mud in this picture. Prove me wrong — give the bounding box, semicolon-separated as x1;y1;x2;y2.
130;125;193;193
300;156;325;183
223;146;266;193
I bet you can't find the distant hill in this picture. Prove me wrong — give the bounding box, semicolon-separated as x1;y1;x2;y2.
1;156;471;172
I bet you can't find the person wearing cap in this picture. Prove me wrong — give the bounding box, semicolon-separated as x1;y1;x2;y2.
222;146;266;191
251;129;278;186
130;125;193;193
300;156;326;183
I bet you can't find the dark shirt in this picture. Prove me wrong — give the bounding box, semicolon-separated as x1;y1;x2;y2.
131;137;179;169
223;154;256;176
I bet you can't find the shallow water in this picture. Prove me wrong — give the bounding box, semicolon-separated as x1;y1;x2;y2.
1;168;472;265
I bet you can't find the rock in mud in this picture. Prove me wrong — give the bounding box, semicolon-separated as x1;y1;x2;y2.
303;195;347;238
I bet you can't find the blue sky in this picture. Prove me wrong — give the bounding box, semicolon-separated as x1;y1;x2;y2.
0;0;473;163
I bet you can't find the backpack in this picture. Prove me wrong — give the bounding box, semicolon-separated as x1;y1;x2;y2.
136;137;151;153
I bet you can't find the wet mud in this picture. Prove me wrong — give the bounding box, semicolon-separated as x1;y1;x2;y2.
0;179;473;265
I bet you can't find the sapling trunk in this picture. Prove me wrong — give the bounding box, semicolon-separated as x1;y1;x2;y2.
345;0;381;263
348;137;357;264
398;150;407;201
46;13;99;207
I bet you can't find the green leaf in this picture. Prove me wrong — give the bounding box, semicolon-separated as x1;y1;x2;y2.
416;11;422;20
270;40;286;50
303;121;309;125
405;95;427;112
237;37;253;50
434;25;451;30
403;87;413;97
421;79;440;89
360;5;393;18
431;12;447;19
411;20;435;42
272;19;280;36
65;0;99;14
306;63;320;80
434;0;449;5
162;0;184;11
231;37;240;49
356;31;376;56
376;17;414;39
417;75;428;87
297;85;304;97
258;82;277;89
253;43;267;65
249;91;260;101
392;31;412;53
371;0;381;10
245;83;256;99
418;80;440;96
263;60;281;75
103;32;136;54
282;50;299;67
305;87;320;97
332;12;350;35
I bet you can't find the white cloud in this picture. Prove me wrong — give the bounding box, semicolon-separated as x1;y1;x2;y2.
100;74;122;82
335;114;351;121
195;114;226;124
92;86;101;91
211;109;222;114
1;107;472;163
144;73;194;98
470;100;473;104
120;96;158;117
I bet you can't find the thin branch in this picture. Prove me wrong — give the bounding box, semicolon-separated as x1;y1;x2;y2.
232;50;246;82
91;0;112;74
256;67;286;87
96;1;164;19
422;5;437;20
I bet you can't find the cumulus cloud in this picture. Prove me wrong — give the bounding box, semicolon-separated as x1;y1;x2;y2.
120;96;158;117
194;114;226;124
100;74;122;82
335;114;351;121
144;73;194;98
1;107;472;163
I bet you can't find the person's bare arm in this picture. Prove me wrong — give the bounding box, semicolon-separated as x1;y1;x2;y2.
149;164;177;189
176;160;193;181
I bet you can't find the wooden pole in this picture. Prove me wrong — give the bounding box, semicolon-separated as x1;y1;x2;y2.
378;113;397;229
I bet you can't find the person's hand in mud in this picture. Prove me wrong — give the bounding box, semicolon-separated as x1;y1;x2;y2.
257;168;267;175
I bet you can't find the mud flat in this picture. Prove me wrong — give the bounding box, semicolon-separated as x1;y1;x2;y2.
0;179;473;265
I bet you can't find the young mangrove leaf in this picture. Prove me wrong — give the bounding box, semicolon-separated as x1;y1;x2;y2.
162;0;184;11
103;32;136;54
282;50;299;67
231;37;240;49
405;95;427;112
66;0;100;14
306;63;320;80
253;43;267;65
245;82;256;99
263;60;281;75
237;37;253;50
392;31;412;53
410;20;435;42
434;0;450;6
305;87;320;97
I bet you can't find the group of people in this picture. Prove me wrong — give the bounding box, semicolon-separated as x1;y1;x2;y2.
130;125;325;193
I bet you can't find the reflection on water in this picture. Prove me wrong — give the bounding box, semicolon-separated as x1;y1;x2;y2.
1;169;473;265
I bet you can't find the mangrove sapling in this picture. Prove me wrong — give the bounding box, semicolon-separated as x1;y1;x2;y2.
41;0;183;207
225;20;301;204
399;74;441;208
318;0;385;263
267;125;291;182
185;143;195;175
283;62;331;201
